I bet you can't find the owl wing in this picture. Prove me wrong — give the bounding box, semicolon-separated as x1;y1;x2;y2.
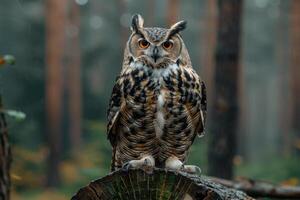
183;68;207;136
107;75;123;146
197;80;207;135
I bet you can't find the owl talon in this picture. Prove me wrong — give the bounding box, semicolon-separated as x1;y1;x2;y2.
165;156;201;176
121;162;132;172
165;156;184;172
142;157;154;174
180;164;185;171
121;156;155;173
181;165;201;176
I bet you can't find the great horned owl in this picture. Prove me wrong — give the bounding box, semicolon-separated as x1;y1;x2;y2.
107;14;206;174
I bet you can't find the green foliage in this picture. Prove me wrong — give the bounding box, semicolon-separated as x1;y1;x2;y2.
1;109;26;121
236;157;300;184
187;137;208;173
11;119;111;198
0;54;16;66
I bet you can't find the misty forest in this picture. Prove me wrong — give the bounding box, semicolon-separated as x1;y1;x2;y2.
1;0;300;199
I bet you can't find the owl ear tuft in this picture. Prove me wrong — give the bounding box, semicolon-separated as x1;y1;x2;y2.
168;20;187;37
131;14;144;33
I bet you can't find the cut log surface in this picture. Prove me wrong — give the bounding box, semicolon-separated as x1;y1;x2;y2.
71;168;254;200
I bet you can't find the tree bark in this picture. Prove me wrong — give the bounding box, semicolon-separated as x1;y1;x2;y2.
0;97;11;200
208;0;243;179
67;0;82;154
71;169;254;200
45;0;67;187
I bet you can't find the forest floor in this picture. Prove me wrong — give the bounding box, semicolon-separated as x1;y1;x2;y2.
8;121;300;199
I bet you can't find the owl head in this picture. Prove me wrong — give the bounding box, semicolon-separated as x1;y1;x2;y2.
126;14;190;68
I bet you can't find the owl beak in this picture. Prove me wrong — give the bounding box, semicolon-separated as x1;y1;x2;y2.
151;46;160;63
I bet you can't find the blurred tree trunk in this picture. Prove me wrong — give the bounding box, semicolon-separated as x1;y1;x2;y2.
118;0;128;46
201;0;217;82
147;0;155;26
67;0;82;154
290;0;300;155
208;0;243;179
0;97;11;200
167;0;179;25
201;0;217;128
45;0;67;187
278;0;292;156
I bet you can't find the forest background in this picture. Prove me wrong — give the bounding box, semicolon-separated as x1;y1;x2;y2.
0;0;300;199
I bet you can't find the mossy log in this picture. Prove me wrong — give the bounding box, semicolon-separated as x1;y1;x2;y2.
71;168;254;200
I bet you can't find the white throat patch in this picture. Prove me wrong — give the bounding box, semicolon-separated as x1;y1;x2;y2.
155;90;165;138
152;63;179;138
152;63;179;78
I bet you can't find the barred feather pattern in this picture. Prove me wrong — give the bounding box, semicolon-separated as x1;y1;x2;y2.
107;60;206;171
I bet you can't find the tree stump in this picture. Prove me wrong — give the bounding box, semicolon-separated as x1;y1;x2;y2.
0;97;12;200
71;168;254;200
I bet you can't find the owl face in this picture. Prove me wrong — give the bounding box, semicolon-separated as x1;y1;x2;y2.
127;14;187;68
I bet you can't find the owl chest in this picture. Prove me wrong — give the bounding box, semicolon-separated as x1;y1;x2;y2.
126;65;181;138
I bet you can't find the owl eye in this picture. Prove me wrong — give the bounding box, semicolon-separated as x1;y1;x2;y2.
162;40;173;49
138;39;150;49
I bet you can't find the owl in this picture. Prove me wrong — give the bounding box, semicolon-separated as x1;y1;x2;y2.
107;14;206;174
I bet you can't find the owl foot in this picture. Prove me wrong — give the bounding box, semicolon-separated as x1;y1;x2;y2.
122;155;155;174
165;156;184;173
165;156;201;176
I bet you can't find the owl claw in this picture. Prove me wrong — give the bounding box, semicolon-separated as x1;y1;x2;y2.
121;156;155;173
143;158;149;165
142;157;154;174
121;162;132;172
181;165;201;176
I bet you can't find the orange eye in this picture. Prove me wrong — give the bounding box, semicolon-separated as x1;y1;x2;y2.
163;40;173;49
138;39;150;49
